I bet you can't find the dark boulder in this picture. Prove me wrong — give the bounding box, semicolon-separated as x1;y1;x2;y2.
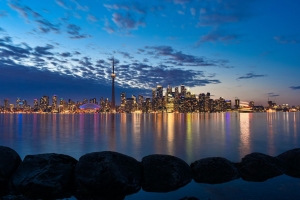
190;157;239;184
141;154;191;192
238;152;286;182
1;195;31;200
0;146;21;196
11;153;77;199
179;197;199;200
277;148;300;178
74;151;141;200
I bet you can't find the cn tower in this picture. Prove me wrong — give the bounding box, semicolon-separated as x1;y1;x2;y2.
111;57;116;112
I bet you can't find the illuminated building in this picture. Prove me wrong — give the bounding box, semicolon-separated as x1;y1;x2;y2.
4;99;9;110
111;57;116;112
40;95;49;111
156;85;163;99
121;92;126;106
52;95;57;110
16;98;21;109
235;98;240;110
180;85;186;97
33;99;39;110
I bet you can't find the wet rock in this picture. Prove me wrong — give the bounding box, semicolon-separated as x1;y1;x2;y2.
75;151;141;200
179;197;199;200
142;154;191;192
238;152;286;182
190;157;239;184
1;195;31;200
0;146;22;196
11;153;77;199
277;148;300;178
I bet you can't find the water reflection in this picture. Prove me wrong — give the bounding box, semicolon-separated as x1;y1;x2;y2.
0;113;299;164
239;113;251;157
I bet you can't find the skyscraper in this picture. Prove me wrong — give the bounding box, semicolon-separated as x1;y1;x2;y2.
111;57;116;112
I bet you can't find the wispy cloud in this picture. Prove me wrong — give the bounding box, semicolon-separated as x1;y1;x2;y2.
197;0;255;27
290;86;300;90
274;35;299;44
144;45;232;68
87;14;98;22
67;24;91;39
0;10;8;17
236;72;267;80
112;12;145;30
268;92;279;97
197;28;240;45
55;0;70;10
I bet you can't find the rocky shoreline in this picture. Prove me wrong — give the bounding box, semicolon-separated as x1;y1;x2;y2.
0;146;299;199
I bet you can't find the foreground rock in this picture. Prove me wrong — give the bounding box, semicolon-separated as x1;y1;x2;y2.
0;146;22;196
190;157;239;184
75;151;141;200
11;153;77;199
142;154;191;192
277;148;300;178
238;152;286;182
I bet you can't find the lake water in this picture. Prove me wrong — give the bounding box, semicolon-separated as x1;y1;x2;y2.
1;112;300;199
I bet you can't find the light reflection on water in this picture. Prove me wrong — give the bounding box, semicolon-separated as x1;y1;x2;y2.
1;112;300;199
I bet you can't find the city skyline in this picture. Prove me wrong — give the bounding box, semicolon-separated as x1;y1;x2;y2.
0;0;299;106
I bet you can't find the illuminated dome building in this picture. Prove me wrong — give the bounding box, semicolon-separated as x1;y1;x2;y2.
79;103;100;113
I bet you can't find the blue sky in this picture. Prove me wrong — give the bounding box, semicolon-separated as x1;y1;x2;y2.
0;0;299;106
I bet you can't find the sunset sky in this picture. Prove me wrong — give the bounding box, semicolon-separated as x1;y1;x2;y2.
0;0;299;106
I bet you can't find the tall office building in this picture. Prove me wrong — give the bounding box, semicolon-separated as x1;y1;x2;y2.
52;95;57;110
121;92;126;107
4;99;9;109
33;99;39;110
156;85;163;99
180;85;186;97
111;57;116;112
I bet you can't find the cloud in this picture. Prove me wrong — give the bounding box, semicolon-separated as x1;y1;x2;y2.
55;0;70;10
166;0;192;4
0;10;8;17
8;1;60;34
112;12;145;30
118;51;134;59
289;86;300;90
114;63;221;89
67;24;91;39
87;14;98;22
103;18;115;34
197;0;255;27
236;72;267;80
104;2;146;14
268;92;279;97
70;0;89;11
144;46;231;67
197;28;240;45
274;36;299;44
35;19;60;33
0;27;6;32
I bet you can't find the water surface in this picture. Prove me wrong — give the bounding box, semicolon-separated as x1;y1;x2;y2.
1;112;299;199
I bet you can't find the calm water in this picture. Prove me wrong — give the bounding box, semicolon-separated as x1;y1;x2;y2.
1;112;300;199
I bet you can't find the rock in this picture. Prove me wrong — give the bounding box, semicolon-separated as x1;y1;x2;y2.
277;148;300;177
0;146;21;196
238;152;286;182
141;154;191;192
1;195;31;200
74;151;141;200
11;153;77;199
190;157;239;184
179;197;199;200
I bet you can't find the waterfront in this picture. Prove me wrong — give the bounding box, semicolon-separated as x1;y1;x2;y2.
1;112;300;199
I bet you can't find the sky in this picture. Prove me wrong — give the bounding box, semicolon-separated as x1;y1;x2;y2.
0;0;299;106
